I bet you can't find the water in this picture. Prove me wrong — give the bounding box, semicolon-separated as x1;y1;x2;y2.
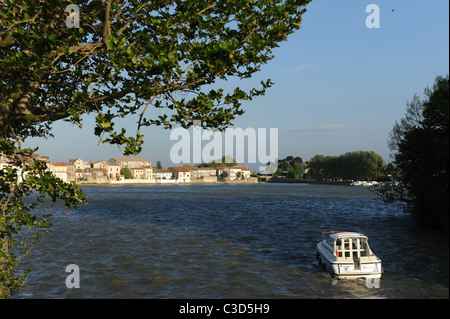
14;183;449;299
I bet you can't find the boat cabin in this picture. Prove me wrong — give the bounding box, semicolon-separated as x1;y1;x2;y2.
322;232;371;260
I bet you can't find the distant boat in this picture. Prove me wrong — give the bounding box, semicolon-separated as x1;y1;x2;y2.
316;231;382;279
350;181;379;187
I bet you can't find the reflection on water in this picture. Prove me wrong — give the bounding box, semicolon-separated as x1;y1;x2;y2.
14;183;449;298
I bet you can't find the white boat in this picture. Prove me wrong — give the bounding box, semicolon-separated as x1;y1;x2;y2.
350;181;379;187
316;231;382;279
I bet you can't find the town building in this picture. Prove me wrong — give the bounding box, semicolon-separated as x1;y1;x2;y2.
143;167;153;179
47;162;76;182
184;164;217;180
223;166;251;180
153;168;173;180
129;166;153;179
100;162;122;180
130;167;145;179
183;165;218;182
75;168;108;183
216;167;225;179
90;160;108;169
69;158;85;170
169;166;191;183
108;157;151;168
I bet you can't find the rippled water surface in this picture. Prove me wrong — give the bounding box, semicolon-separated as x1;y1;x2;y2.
15;183;449;298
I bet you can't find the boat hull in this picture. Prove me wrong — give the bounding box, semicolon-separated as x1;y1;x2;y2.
316;243;382;279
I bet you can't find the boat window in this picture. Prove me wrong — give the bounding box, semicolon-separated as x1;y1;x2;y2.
334;237;370;259
360;238;368;256
336;239;342;250
343;239;350;250
351;238;359;250
337;239;351;258
326;236;334;247
360;238;367;250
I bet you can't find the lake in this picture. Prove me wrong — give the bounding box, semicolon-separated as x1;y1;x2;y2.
14;183;449;299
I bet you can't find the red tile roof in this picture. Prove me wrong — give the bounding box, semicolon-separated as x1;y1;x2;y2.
154;169;172;173
111;157;150;162
52;162;67;166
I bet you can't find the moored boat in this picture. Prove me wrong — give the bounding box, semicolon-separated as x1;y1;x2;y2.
316;231;382;279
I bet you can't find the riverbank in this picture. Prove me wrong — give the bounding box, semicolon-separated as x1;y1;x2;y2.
76;177;356;187
76;177;259;186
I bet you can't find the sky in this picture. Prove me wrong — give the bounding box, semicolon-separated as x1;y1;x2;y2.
25;0;450;169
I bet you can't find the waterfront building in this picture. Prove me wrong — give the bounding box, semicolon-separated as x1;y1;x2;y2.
48;162;76;182
153;168;173;180
99;162;122;180
69;158;85;170
90;160;108;169
108;157;151;168
169;166;191;183
223;166;251;180
130;167;144;179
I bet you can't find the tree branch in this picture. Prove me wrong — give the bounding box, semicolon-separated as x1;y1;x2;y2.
102;0;112;44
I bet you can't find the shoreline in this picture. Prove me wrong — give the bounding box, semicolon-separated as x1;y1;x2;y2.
76;179;259;186
267;178;352;186
76;178;354;187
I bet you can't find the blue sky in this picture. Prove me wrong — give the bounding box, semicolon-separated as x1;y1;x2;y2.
26;0;449;168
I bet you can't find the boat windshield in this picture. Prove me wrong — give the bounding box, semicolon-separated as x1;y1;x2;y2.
326;235;334;247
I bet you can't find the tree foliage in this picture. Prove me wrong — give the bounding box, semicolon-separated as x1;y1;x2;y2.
377;75;449;231
1;0;311;152
1;0;312;297
0;138;86;298
120;167;132;179
197;155;238;167
275;155;304;179
307;151;386;181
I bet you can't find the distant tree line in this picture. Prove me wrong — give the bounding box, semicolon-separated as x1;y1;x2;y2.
307;151;386;181
273;151;386;181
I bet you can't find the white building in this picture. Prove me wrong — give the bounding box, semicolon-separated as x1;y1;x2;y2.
223;166;251;180
153;168;173;180
169;166;191;183
69;158;84;170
